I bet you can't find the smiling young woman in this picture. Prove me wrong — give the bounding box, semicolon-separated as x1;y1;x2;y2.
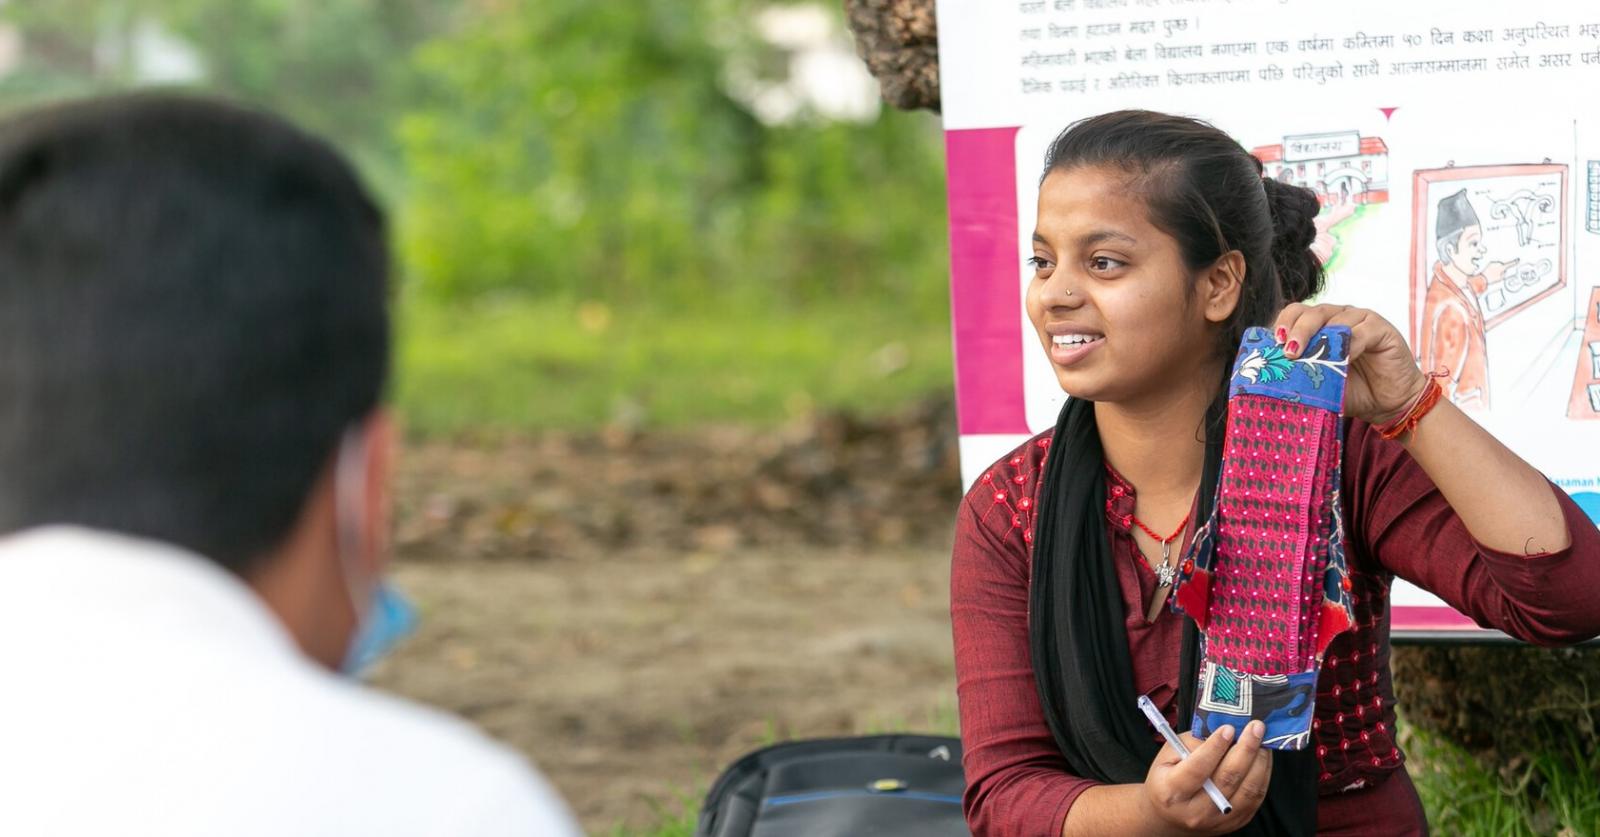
949;111;1600;837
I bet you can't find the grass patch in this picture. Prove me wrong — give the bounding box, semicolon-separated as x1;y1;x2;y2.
859;696;961;738
395;295;953;436
1406;722;1600;835
607;787;700;837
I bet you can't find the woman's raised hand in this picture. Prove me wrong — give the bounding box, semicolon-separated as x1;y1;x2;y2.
1273;303;1428;427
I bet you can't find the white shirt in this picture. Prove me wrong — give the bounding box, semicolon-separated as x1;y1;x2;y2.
0;527;580;837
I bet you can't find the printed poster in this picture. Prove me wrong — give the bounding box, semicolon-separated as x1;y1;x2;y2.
937;0;1600;638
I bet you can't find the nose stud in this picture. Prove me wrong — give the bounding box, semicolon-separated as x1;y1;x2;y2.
1065;289;1074;296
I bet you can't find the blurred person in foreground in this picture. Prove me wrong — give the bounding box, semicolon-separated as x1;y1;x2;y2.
0;94;578;837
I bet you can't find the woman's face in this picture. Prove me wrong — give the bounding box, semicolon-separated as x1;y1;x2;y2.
1025;165;1227;406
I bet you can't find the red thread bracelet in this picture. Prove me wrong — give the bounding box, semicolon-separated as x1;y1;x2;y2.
1378;374;1446;441
1384;375;1433;429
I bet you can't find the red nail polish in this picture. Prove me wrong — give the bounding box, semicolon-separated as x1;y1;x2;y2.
1276;328;1287;343
1287;340;1300;354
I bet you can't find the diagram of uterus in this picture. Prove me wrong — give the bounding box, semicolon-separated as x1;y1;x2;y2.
1490;189;1557;245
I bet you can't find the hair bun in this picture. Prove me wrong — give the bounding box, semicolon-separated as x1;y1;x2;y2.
1262;177;1319;250
1260;177;1325;302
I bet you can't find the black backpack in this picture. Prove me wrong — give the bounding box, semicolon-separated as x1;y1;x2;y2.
694;734;970;837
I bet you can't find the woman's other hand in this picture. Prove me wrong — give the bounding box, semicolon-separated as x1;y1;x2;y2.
1140;721;1273;835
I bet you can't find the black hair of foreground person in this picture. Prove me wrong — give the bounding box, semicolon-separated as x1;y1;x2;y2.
0;93;388;574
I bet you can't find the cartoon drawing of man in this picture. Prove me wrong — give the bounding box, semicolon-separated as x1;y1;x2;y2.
1418;189;1518;410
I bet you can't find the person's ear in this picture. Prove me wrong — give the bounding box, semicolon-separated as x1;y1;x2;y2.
360;409;397;574
1202;250;1246;323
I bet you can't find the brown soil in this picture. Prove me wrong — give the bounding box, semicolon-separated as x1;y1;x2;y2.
372;397;1600;832
373;401;965;833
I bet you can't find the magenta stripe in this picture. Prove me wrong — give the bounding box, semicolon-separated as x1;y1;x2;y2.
1390;605;1480;632
945;127;1030;436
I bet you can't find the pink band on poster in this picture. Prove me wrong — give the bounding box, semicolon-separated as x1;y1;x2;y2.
1390;605;1480;632
945;127;1030;436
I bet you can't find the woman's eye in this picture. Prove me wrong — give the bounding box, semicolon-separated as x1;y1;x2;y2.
1026;256;1054;271
1088;256;1126;271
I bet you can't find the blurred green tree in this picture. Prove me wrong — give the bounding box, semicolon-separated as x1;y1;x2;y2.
0;0;952;320
0;0;453;187
397;1;949;313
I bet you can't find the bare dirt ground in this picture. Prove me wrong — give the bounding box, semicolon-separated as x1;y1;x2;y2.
367;399;1600;833
372;401;966;833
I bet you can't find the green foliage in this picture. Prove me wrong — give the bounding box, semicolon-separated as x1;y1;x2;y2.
748;116;949;318
396;294;951;434
396;0;949;316
0;1;955;431
1407;722;1600;836
859;696;960;737
155;0;451;186
398;0;748;301
0;0;148;98
0;0;452;194
391;1;953;431
608;786;700;837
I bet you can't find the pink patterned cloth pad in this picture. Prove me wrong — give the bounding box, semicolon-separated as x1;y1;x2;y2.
1172;326;1356;750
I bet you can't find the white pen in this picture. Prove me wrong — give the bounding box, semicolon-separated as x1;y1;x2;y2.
1136;694;1234;815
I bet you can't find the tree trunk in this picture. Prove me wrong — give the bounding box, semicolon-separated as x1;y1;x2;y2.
841;0;940;112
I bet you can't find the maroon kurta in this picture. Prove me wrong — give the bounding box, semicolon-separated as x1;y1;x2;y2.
951;422;1600;836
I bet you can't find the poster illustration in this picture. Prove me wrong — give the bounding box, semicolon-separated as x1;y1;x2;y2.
1411;163;1568;412
938;0;1600;638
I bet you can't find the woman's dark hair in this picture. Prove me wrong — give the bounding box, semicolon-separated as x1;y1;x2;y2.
1042;109;1325;361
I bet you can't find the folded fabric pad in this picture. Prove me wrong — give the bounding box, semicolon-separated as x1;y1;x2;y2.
1172;326;1356;751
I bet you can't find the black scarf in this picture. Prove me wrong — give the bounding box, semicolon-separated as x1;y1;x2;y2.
1028;395;1318;835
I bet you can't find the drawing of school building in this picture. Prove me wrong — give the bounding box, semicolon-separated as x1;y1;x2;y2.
1252;132;1390;207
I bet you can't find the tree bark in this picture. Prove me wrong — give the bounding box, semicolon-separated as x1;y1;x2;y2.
841;0;940;112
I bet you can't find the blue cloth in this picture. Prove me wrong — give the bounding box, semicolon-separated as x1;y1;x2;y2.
342;581;419;676
1228;326;1350;412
